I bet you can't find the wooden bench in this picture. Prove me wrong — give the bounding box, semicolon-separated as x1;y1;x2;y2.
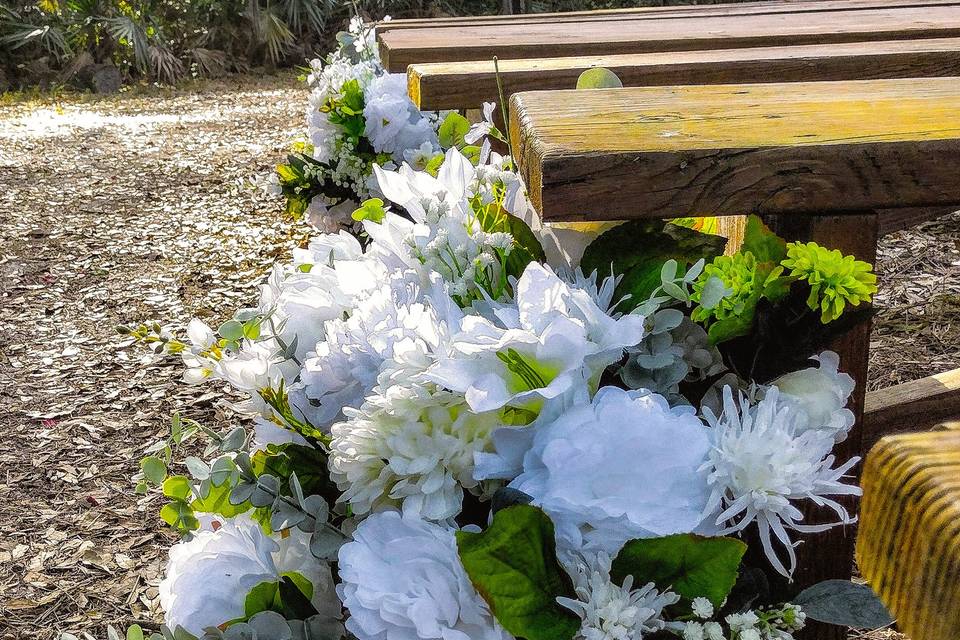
857;423;960;640
505;76;960;638
379;1;960;73
381;3;960;636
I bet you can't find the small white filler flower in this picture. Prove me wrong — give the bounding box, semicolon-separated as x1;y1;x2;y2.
557;552;679;640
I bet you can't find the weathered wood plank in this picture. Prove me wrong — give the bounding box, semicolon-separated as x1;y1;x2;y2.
508;78;960;222
409;38;960;110
764;214;877;640
856;428;960;640
864;367;960;449
378;4;960;71
377;0;960;32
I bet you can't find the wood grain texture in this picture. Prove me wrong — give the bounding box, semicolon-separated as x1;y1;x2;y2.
856;428;960;640
409;38;960;110
863;367;960;449
764;214;877;640
377;0;960;32
378;4;960;71
508;78;960;222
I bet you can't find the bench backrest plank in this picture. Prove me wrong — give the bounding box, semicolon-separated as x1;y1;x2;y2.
378;3;960;71
410;37;960;109
508;77;960;222
377;0;960;31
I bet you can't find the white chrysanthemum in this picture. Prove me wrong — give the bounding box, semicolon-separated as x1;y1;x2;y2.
330;384;504;520
557;552;679;640
337;511;512;640
298;271;461;430
427;262;647;415
159;515;338;637
702;386;861;577
770;351;855;442
503;386;713;554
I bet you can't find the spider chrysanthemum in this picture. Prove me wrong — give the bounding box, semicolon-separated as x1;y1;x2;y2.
701;386;861;577
782;241;877;323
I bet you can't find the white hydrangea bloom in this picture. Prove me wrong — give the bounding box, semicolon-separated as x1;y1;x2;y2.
159;515;338;637
770;351;855;442
702;386;862;577
427;262;647;415
505;386;713;554
298;270;461;430
337;510;512;640
330;384;505;520
557;552;679;640
364;73;440;163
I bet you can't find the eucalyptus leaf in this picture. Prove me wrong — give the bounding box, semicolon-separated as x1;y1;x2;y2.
310;527;346;560
184;456;210;480
127;626;145;640
250;474;280;507
271;500;306;531
218;320;244;342
220;426;247;453
141;456;167;484
793;580;894;629
210;456;236;486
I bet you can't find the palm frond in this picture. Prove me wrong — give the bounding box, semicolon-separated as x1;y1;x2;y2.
187;46;227;78
103;15;150;70
0;21;72;59
149;43;184;84
248;3;294;64
281;0;327;36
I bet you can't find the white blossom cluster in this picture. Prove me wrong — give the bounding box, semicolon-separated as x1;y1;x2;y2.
157;140;862;639
298;16;445;231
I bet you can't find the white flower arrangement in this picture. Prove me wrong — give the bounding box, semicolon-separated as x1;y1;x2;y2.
121;31;895;640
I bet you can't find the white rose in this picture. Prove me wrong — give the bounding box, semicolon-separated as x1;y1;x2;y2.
771;351;855;442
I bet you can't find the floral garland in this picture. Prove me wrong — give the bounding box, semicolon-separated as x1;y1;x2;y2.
120;19;893;640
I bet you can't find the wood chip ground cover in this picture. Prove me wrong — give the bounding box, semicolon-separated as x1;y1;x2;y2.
1;74;951;639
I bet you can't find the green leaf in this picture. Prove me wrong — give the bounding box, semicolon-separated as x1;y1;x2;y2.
126;625;145;640
576;67;623;89
424;152;445;177
140;456;167;484
162;475;192;501
252;443;340;504
352;198;387;224
793;580;894;629
192;477;251;518
160;500;198;532
456;505;579;640
611;534;747;610
439;112;471;149
742;214;787;265
244;580;281;618
581;220;727;309
218;319;244;342
279;574;318;619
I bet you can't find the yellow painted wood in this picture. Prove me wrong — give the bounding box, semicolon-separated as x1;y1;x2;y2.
857;428;960;640
408;38;960;110
509;77;960;221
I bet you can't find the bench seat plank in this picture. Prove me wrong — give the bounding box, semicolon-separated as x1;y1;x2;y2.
378;0;960;32
864;367;960;449
857;427;960;640
508;77;960;222
378;4;960;72
409;37;960;110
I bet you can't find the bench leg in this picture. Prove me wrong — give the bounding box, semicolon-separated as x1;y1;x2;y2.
764;213;878;640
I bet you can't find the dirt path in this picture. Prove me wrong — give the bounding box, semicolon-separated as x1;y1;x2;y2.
1;75;956;639
1;75;310;638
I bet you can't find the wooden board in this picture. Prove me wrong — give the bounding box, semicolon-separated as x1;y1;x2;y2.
377;0;960;32
857;428;960;640
409;38;960;110
863;367;960;449
508;77;960;222
378;4;960;71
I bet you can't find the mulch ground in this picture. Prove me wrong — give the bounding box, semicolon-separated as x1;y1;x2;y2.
2;74;956;639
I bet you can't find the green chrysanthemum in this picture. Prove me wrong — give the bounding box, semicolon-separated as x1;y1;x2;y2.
691;251;784;324
782;241;877;323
